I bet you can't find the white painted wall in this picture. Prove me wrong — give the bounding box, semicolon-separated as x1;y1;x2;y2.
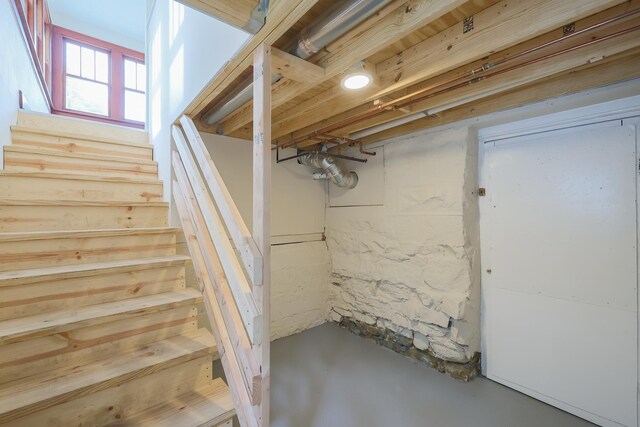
202;134;331;340
147;1;331;340
50;13;144;53
327;78;640;364
49;0;146;52
147;0;249;201
0;0;50;165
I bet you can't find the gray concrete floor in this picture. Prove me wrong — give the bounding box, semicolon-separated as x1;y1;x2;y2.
270;322;593;427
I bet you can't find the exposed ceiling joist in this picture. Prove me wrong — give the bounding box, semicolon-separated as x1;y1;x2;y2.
265;0;632;145
356;49;640;144
218;0;470;134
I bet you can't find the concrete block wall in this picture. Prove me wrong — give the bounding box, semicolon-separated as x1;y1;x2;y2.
326;126;481;363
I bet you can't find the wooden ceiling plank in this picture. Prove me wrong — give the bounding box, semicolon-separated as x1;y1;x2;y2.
373;0;628;98
357;49;640;144
271;0;637;143
219;0;470;134
184;0;321;118
338;16;640;135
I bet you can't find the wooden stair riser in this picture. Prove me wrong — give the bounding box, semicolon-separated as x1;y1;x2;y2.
0;264;186;321
0;289;201;345
0;174;163;203
4;147;158;179
0;331;216;424
0;229;177;272
0;203;168;232
2;357;214;427
11;129;152;161
0;305;199;384
16;112;149;146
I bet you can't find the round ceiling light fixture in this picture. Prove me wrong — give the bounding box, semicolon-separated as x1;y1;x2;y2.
341;72;373;90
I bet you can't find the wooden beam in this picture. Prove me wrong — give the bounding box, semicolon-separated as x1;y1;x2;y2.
219;0;469;134
252;43;271;427
358;50;640;144
184;0;320;117
174;0;259;32
271;47;325;82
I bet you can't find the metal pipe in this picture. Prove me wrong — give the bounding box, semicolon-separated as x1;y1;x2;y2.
202;0;393;129
298;152;359;189
282;10;640;147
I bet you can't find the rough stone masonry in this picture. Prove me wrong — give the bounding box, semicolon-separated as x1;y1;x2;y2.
325;126;481;380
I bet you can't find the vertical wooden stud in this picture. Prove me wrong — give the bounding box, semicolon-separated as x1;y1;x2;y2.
252;43;271;426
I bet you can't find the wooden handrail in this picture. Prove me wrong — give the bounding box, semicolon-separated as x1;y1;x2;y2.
172;151;262;400
180;116;264;286
172;183;259;427
172;126;262;345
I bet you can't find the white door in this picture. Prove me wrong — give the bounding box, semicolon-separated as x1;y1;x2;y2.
480;119;638;427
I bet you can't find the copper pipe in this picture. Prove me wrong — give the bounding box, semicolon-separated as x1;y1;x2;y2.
278;9;640;149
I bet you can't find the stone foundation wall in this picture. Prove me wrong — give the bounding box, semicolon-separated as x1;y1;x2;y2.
326;126;481;379
338;317;480;381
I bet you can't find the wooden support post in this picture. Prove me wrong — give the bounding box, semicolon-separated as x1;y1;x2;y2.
252;43;271;426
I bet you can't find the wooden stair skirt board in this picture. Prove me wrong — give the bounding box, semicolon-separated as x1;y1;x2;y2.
0;201;169;232
0;173;163;203
3;146;159;179
0;113;234;427
0;227;178;272
0;329;229;425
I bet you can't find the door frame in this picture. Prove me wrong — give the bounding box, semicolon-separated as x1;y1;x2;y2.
478;94;640;425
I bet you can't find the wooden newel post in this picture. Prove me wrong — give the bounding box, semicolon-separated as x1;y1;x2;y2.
252;43;271;427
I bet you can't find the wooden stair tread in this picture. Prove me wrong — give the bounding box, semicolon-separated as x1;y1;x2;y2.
0;254;191;287
0;199;168;207
3;145;158;166
0;288;202;344
11;125;151;149
109;379;235;426
0;226;179;242
0;171;162;185
0;329;217;423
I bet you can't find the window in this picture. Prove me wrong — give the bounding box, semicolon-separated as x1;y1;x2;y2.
64;41;110;116
123;58;146;122
51;26;145;128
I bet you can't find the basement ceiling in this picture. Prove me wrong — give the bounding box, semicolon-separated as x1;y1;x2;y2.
180;0;640;149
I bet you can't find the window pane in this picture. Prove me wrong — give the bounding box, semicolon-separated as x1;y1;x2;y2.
124;90;145;122
124;59;136;89
80;46;95;80
65;42;80;76
136;63;146;92
95;51;109;83
65;76;108;116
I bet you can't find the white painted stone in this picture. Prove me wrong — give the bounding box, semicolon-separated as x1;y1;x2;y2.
353;311;377;325
429;336;469;363
327;125;480;360
413;332;430;351
328;310;342;323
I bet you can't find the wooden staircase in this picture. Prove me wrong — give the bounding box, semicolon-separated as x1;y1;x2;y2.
0;111;235;426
